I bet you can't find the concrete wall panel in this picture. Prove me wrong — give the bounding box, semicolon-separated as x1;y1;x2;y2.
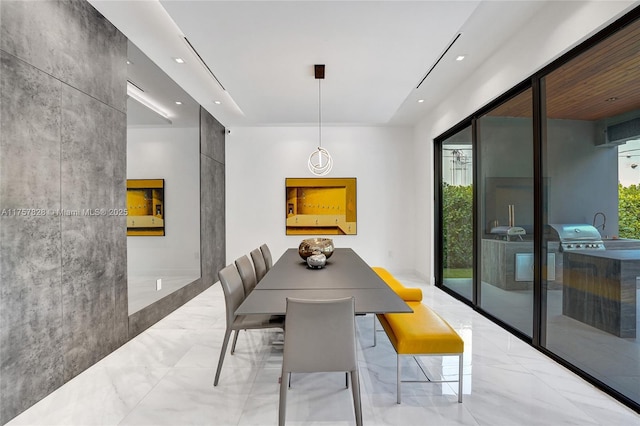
0;0;127;111
0;0;127;422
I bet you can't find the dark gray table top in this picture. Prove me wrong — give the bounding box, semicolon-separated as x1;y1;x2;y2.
235;288;412;315
235;248;412;315
256;248;390;290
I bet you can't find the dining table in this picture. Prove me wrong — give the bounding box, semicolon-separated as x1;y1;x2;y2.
235;247;412;316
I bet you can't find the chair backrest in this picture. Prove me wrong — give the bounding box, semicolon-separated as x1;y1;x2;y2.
235;255;257;295
250;248;267;282
218;264;245;327
260;243;273;271
282;297;357;373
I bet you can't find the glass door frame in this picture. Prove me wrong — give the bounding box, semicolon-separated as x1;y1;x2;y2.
434;81;537;345
434;120;478;306
433;6;640;412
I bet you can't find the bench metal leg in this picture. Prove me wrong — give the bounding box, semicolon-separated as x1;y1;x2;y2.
373;314;377;347
458;354;463;403
397;354;401;404
396;353;463;404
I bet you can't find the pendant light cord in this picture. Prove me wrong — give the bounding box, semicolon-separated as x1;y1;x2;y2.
318;78;322;149
308;64;332;176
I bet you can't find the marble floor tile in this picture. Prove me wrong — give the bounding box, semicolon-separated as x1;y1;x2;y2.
119;367;254;426
6;276;639;426
7;363;169;426
128;275;200;314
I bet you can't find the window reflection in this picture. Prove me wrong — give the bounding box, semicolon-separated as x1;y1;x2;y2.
436;11;640;411
542;18;640;406
126;41;201;314
478;89;534;336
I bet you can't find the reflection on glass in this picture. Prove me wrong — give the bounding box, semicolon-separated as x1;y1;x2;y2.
126;179;165;236
478;89;534;336
542;18;640;406
126;41;201;314
441;126;473;301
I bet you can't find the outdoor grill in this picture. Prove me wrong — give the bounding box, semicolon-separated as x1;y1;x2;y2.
545;224;605;251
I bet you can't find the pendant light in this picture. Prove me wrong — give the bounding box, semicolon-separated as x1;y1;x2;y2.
308;64;333;175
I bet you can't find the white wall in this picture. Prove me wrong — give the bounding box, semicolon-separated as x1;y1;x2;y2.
225;126;415;273
412;1;636;280
547;119;619;233
127;127;200;276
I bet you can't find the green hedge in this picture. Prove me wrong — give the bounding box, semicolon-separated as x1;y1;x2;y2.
619;183;640;239
442;183;640;268
442;183;473;269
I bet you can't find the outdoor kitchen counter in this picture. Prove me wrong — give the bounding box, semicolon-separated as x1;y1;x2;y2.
563;249;638;338
567;249;640;261
603;238;640;250
481;239;562;290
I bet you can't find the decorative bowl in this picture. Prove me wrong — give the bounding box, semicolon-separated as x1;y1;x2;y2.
306;252;327;269
298;238;334;260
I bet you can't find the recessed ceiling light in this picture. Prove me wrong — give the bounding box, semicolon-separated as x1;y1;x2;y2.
214;100;221;105
175;101;182;105
418;99;425;103
173;57;185;64
126;60;132;65
456;55;466;61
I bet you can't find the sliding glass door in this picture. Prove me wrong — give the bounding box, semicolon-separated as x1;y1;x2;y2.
541;18;640;406
440;126;473;302
477;89;534;336
435;9;639;410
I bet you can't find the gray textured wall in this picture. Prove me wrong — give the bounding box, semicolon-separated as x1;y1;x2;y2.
200;107;226;289
0;2;226;423
0;1;128;423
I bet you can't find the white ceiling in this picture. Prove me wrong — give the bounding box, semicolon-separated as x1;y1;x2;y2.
127;41;200;127
90;0;549;128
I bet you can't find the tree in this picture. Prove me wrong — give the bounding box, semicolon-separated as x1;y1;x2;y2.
619;183;640;239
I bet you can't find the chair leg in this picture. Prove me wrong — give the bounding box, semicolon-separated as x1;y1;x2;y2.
230;329;240;354
397;354;401;404
350;369;363;426
373;315;377;347
214;328;232;386
346;372;349;388
279;371;289;426
458;354;463;403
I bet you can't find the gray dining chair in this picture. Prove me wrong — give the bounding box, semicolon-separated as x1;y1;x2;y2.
235;255;257;296
250;248;268;282
260;243;273;271
214;264;284;386
278;297;362;426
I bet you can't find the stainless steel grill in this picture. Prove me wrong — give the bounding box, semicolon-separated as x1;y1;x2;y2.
545;224;604;251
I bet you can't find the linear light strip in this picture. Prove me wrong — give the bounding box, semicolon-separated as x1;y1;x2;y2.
416;32;462;89
126;81;172;122
127;79;144;93
183;37;226;91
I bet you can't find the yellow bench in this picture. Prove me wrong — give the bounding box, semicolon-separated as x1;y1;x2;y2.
372;267;423;347
372;267;423;302
378;303;464;403
372;268;464;404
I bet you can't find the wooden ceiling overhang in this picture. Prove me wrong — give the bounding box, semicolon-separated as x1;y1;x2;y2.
487;19;640;121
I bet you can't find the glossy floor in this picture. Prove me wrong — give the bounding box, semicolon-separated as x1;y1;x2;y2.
7;274;639;425
128;275;200;314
